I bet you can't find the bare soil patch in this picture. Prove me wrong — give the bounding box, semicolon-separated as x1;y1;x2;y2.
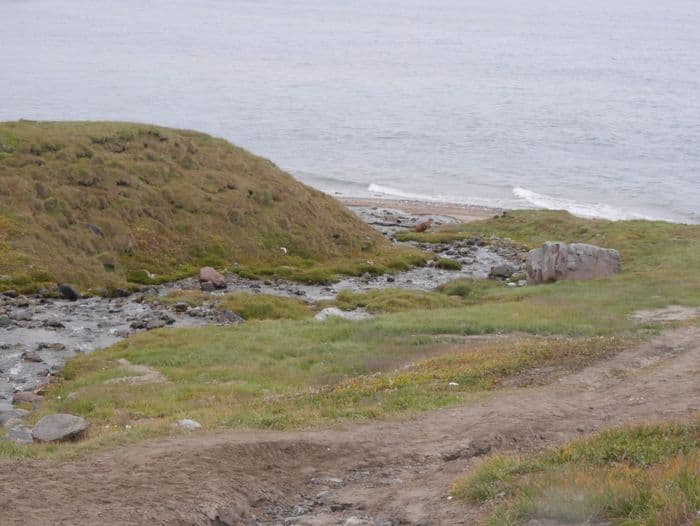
631;304;700;323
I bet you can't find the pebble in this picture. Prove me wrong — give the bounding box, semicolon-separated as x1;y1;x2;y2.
172;418;202;431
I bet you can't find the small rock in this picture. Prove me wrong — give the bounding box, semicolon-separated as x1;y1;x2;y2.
57;284;81;301
314;308;371;321
173;302;189;313
10;309;33;322
12;392;44;405
32;413;90;442
43;319;65;329
489;264;518;279
1;290;18;298
198;267;226;289
37;342;66;351
219;310;245;324
1;407;29;427
345;517;373;526
172;418;202;431
22;351;43;363
0;315;11;327
386;275;395;283
330;502;352;512
200;281;216;292
130;319;148;330
146;319;166;330
87;223;105;238
3;424;33;445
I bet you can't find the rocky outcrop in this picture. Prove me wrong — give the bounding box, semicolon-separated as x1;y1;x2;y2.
526;242;621;284
198;267;227;289
31;413;90;442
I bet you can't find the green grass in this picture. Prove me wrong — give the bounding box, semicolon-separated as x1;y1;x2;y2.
217;292;312;320
0;120;422;292
3;331;622;459
2;210;699;459
327;288;463;313
435;257;463;270
452;418;700;525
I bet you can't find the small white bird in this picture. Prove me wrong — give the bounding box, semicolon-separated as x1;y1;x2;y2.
280;247;288;255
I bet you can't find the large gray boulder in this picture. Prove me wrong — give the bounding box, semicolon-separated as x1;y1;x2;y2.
526;242;621;284
32;413;90;442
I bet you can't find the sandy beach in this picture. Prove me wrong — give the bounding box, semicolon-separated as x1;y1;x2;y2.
340;197;502;223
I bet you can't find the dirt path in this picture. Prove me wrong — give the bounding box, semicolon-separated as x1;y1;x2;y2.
1;326;698;526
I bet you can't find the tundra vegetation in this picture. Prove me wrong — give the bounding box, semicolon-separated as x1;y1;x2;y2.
1;123;699;524
0;121;422;292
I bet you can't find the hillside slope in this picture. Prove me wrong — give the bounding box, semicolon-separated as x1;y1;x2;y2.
0;121;406;292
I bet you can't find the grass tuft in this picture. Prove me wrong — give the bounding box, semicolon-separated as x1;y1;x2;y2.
452;418;700;525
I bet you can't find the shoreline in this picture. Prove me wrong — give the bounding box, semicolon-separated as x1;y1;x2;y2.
339;196;502;223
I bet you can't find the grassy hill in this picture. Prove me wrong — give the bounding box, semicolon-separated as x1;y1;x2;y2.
0;121;420;292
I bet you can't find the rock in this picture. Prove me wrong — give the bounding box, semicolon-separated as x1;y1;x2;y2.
218;310;245;324
0;377;12;399
21;351;42;363
172;418;202;431
173;302;189;313
87;223;105;238
10;309;33;321
345;517;373;526
414;219;433;232
58;284;81;301
12;392;44;405
526;242;621;284
200;281;216;292
1;407;29;427
314;308;371;321
198;267;226;289
130;319;148;330
32;413;90;442
146;318;166;330
0;315;11;327
386;275;395;282
489;264;518;279
3;424;33;445
43;319;65;329
37;342;66;351
2;290;19;298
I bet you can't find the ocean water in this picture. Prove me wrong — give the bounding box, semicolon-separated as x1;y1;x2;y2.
1;0;698;223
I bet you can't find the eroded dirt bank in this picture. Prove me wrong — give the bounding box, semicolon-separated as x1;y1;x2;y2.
1;326;697;525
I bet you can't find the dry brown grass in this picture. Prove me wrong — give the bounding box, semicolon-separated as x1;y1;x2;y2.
0;121;420;292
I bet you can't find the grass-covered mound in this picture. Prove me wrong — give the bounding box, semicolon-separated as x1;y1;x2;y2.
0;121;419;292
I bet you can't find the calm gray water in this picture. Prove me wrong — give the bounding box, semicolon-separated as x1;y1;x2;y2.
1;0;698;223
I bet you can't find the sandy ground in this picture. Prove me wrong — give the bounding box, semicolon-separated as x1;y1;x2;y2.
1;320;698;525
340;197;502;223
